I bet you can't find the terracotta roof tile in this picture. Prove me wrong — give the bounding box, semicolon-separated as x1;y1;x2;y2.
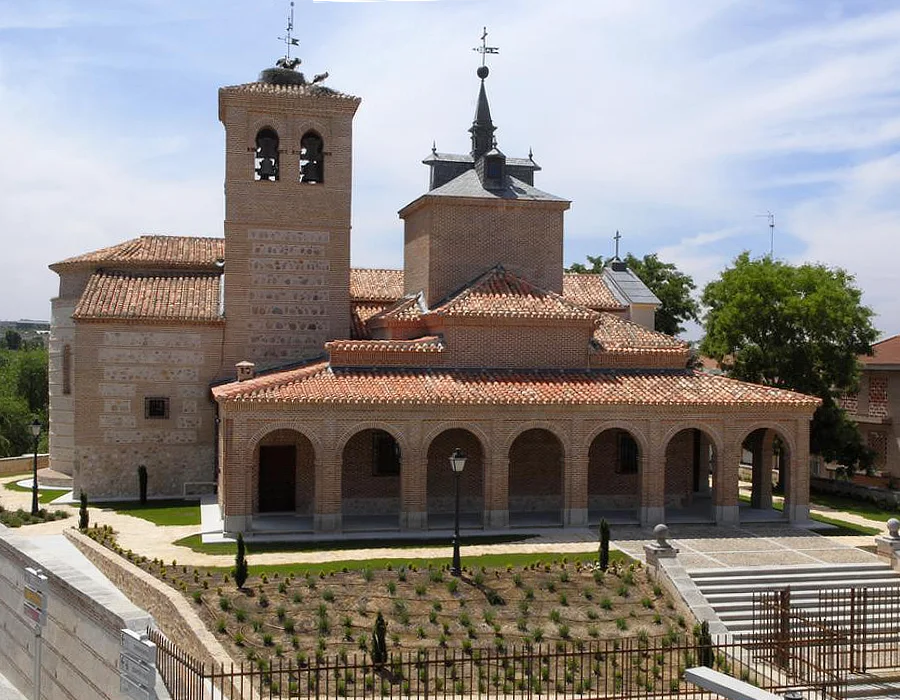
52;235;224;271
563;273;626;311
592;313;688;353
73;271;222;323
213;364;820;408
350;303;386;339
220;81;359;101
862;335;900;366
374;294;427;323
431;267;597;321
326;336;445;354
350;269;404;302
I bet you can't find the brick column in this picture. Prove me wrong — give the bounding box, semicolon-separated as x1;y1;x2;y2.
222;416;253;534
715;427;740;525
757;430;775;510
786;419;810;523
564;438;589;527
400;433;426;530
640;425;664;527
314;424;342;533
485;437;509;528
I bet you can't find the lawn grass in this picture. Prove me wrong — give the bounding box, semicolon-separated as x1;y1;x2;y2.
738;494;879;536
3;480;66;504
174;533;535;556
99;499;201;526
810;491;900;522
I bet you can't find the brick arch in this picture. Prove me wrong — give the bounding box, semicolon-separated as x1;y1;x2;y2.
736;422;797;459
500;421;568;459
425;427;485;521
507;426;565;523
337;422;411;458
247;422;322;458
422;421;490;455
584;421;650;458
292;118;330;142
249;118;289;148
252;428;316;515
661;421;725;457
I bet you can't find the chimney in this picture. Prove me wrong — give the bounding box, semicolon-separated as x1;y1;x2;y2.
236;361;255;382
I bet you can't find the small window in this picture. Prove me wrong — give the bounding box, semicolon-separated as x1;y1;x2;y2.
485;158;502;180
145;397;170;420
299;131;324;183
254;127;279;181
372;431;400;476
617;434;638;474
62;344;71;395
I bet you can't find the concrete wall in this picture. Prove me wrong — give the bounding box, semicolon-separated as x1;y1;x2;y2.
0;528;169;700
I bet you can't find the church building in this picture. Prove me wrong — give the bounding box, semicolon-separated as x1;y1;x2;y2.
47;41;819;535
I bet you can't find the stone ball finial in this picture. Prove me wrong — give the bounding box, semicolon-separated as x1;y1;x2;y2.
653;523;670;547
477;65;489;80
887;518;900;539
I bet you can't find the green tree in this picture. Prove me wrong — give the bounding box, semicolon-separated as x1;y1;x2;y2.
0;394;31;457
3;330;21;350
16;349;48;415
233;533;249;589
701;252;878;469
567;253;700;336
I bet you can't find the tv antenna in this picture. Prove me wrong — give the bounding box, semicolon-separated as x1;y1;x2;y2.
756;211;775;257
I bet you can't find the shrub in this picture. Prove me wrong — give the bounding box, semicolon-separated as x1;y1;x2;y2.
233;533;248;589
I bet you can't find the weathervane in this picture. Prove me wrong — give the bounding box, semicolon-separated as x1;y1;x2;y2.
614;230;622;260
277;2;301;70
473;27;499;77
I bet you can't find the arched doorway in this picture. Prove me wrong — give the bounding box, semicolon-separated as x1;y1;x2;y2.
341;428;402;530
663;428;718;523
587;428;641;524
255;429;315;517
426;428;484;529
740;427;790;522
508;428;563;527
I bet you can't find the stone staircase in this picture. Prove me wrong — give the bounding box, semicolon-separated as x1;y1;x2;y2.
690;562;900;635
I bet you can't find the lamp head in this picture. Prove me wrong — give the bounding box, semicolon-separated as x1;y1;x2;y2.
449;447;467;473
30;419;41;438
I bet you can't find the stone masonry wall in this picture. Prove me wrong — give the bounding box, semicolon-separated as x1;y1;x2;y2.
73;322;223;498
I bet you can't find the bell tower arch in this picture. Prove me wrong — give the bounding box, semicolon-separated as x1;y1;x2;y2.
218;58;360;368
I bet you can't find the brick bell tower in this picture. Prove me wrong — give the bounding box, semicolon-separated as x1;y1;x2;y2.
218;37;361;370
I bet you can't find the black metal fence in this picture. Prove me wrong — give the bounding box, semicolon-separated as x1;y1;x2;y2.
149;628;844;700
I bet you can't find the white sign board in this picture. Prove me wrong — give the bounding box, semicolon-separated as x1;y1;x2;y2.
23;567;47;627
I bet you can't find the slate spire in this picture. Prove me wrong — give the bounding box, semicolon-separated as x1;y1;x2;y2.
469;72;496;159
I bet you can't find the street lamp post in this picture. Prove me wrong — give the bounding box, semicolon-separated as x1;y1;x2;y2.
449;448;467;577
30;419;41;516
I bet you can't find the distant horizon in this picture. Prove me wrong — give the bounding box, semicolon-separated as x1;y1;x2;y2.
3;1;900;341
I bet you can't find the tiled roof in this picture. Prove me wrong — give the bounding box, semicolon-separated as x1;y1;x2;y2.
592;313;688;353
425;169;567;202
52;235;224;271
220;82;359;101
213;364;820;408
862;335;900;366
431;267;597;321
350;268;404;302
562;274;626;311
73;272;222;323
350;303;386;339
423;152;539;169
375;294;427;322
326;336;445;354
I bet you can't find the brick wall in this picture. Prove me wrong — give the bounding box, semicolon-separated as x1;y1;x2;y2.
869;375;888;418
426;428;484;513
508;428;563;511
587;429;639;508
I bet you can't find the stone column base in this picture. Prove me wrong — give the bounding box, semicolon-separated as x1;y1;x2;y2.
644;542;679;567
640;506;665;528
223;514;251;534
314;513;342;533
565;508;588;527
875;535;900;557
714;505;739;526
400;511;427;530
484;510;508;529
786;503;809;523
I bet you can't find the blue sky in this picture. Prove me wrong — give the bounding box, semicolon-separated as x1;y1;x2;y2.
1;0;899;340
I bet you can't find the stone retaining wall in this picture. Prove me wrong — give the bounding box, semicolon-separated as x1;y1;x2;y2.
64;528;233;668
0;454;49;477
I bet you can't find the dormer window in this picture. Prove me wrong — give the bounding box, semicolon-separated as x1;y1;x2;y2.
254;128;280;181
485;158;502;180
299;131;324;183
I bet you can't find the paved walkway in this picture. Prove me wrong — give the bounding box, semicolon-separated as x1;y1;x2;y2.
0;473;892;569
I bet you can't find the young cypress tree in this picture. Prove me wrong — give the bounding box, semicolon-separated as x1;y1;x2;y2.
233;533;249;589
138;465;148;505
78;491;89;530
371;612;387;665
599;518;610;571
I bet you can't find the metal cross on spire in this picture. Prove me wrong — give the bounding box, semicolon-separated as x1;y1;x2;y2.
278;1;300;61
473;27;499;68
614;230;622;259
